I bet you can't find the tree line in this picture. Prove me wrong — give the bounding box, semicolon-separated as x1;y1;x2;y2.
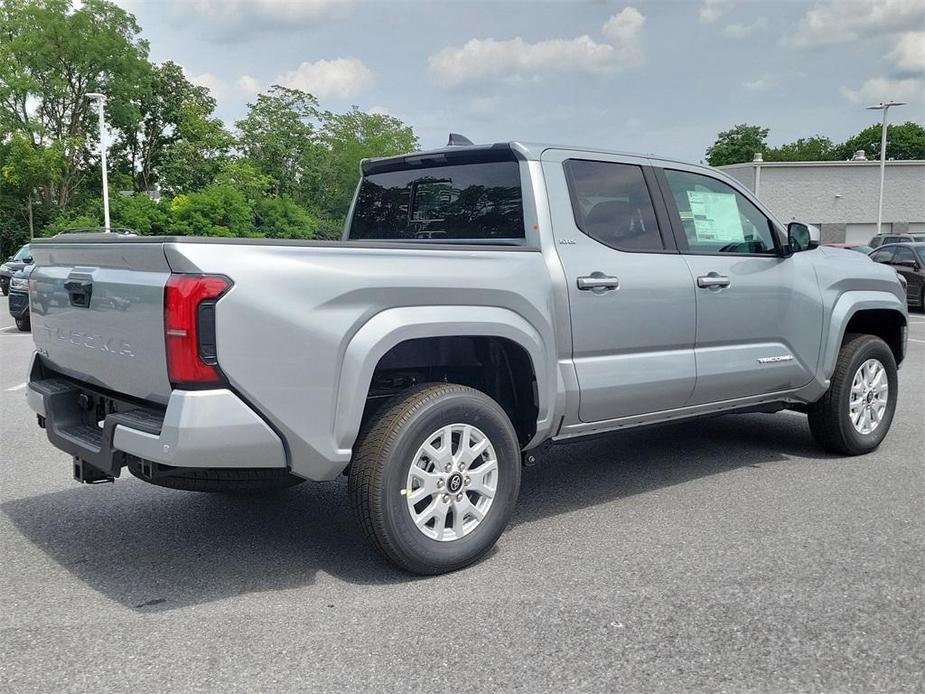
706;122;925;168
0;0;418;257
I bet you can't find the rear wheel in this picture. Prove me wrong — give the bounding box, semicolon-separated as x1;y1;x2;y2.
127;462;305;495
349;383;521;575
808;334;898;455
15;314;30;331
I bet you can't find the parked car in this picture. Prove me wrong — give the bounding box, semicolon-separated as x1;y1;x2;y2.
869;242;925;310
8;264;34;331
0;243;32;295
869;232;925;249
824;242;873;254
23;139;908;575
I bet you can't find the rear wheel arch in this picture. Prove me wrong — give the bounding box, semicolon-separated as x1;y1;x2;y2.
333;306;554;457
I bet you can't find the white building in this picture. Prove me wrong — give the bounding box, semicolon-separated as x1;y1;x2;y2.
719;157;925;244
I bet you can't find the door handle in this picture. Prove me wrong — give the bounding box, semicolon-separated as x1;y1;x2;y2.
577;274;619;291
696;274;731;289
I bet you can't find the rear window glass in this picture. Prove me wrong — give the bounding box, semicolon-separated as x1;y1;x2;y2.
348;161;524;241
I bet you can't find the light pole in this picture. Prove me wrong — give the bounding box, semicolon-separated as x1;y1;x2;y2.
86;92;111;232
866;100;905;237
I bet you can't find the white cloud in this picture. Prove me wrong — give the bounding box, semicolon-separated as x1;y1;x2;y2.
724;18;768;38
602;7;646;65
236;75;262;95
428;7;645;86
840;76;924;104
699;0;730;24
743;73;776;91
276;58;373;99
365;105;390;116
792;0;925;47
889;32;925;73
187;71;230;100
172;0;355;40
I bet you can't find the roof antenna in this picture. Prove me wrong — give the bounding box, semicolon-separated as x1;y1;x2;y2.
447;133;474;147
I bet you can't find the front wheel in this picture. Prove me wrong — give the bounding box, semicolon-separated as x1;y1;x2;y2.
808;334;898;455
15;314;30;331
349;383;521;575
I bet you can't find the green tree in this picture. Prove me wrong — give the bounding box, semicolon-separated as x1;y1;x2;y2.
235;86;321;199
705;124;769;166
254;196;316;238
215;159;272;205
158;99;234;194
309;107;419;219
110;193;168;235
0;0;149;209
765;136;836;162
833;121;925;161
168;184;253;237
0;135;66;238
116;61;216;193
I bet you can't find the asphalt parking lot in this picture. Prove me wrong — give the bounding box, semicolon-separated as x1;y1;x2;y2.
1;294;922;693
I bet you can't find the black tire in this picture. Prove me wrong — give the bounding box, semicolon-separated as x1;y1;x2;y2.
15;314;30;331
127;462;305;495
808;333;898;455
349;383;521;575
1;286;8;296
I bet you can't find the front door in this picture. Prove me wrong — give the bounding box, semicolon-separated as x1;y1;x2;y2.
657;166;822;404
542;152;697;422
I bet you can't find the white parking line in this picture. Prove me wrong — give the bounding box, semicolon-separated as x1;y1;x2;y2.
3;382;26;392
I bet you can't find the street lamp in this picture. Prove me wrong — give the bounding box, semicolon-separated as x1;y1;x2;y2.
86;92;111;232
866;100;906;237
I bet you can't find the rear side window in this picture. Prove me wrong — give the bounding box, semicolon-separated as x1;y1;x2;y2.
563;160;664;251
348;161;524;241
870;248;894;263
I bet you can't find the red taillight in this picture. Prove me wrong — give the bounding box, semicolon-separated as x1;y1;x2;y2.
164;274;231;387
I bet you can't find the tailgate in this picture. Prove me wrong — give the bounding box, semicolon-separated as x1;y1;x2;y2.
30;240;173;404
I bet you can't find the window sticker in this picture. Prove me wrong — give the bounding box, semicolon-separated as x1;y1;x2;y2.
685;190;744;242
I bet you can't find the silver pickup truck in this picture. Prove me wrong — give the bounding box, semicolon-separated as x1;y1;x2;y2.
25;141;908;574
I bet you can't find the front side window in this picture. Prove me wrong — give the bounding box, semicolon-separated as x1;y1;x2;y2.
348;161;524;241
663;169;777;255
12;245;30;261
892;245;916;265
563;160;664;251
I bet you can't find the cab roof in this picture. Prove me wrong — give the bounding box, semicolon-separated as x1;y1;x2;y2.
361;141;710;176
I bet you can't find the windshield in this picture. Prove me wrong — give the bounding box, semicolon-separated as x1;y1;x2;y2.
917;248;925;265
12;244;30;261
348;159;524;242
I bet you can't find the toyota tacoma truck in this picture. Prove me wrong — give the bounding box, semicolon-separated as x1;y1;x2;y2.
24;140;908;574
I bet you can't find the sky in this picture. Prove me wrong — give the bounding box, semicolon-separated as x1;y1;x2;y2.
117;0;925;163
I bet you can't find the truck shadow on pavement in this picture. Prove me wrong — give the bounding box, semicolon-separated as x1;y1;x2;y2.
3;412;831;611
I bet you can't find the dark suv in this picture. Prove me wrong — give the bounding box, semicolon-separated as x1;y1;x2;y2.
7;264;33;331
869;232;925;249
869;243;925;310
0;243;32;295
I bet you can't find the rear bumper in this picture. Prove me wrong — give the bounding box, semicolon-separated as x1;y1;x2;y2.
27;370;287;477
8;289;29;318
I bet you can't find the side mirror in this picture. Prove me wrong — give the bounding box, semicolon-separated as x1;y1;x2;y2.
22;256;33;264
787;222;818;254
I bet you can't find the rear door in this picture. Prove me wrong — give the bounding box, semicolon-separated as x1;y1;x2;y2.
889;244;924;300
655;166;822;404
29;239;174;404
542;150;696;422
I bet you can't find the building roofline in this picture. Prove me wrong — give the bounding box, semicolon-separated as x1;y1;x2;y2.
719;160;925;169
